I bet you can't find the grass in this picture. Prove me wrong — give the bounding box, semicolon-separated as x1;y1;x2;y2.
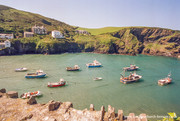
77;27;127;35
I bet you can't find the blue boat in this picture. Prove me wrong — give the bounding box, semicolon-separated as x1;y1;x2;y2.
86;60;102;68
25;70;46;78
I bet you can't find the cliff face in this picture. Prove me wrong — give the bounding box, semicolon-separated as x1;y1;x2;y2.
0;27;180;58
73;27;180;57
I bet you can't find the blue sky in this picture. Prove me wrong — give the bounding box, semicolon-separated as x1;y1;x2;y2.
0;0;180;30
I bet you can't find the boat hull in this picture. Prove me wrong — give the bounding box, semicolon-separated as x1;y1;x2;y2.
87;65;102;68
66;68;80;71
20;91;42;99
120;79;138;84
15;68;28;72
48;82;66;87
25;74;46;78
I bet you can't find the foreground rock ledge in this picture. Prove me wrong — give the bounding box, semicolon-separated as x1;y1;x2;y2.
0;92;147;121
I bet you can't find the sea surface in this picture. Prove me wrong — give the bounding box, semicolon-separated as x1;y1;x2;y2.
0;53;180;118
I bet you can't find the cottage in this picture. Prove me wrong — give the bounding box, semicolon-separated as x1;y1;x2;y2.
0;33;14;39
32;25;47;35
52;30;64;38
24;32;34;38
0;40;11;49
75;30;90;35
4;40;11;48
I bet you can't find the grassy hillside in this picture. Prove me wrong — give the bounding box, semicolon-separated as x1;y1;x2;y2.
76;26;157;35
0;5;179;57
0;5;75;37
77;27;124;35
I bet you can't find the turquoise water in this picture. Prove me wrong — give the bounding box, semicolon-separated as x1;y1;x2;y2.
0;53;180;118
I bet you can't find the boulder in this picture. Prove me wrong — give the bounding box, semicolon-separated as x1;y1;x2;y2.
178;55;180;59
108;105;115;118
118;110;123;121
48;101;61;111
59;102;73;113
100;106;105;121
20;114;33;121
0;93;2;98
0;88;6;93
127;113;136;121
139;113;147;121
27;96;37;105
7;91;18;98
90;104;94;111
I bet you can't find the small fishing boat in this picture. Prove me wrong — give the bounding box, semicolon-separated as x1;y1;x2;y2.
86;60;102;68
158;73;172;86
93;77;103;81
15;67;28;72
25;70;46;78
123;64;139;71
66;65;80;71
48;78;66;87
120;71;142;84
20;91;42;99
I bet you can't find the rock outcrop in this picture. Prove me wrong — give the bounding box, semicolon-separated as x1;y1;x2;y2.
0;88;6;93
6;91;18;98
27;96;37;105
0;89;148;121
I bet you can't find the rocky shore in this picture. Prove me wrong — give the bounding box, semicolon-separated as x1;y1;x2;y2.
0;88;147;121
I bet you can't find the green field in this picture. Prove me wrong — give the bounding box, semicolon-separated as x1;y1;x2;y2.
77;27;126;35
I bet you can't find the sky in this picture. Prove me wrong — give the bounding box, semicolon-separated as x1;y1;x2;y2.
0;0;180;30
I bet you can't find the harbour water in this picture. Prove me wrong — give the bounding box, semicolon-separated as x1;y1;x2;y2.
0;53;180;117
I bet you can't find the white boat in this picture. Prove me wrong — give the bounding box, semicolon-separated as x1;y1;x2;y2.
86;60;102;68
25;70;46;78
93;77;103;81
123;64;139;71
15;67;28;72
66;65;80;71
48;78;66;87
120;71;142;84
158;73;172;86
20;91;42;99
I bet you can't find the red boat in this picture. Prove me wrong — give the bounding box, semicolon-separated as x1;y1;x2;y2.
48;78;66;87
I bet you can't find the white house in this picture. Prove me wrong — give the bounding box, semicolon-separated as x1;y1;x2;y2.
0;33;14;39
4;40;11;48
52;30;64;38
0;40;11;49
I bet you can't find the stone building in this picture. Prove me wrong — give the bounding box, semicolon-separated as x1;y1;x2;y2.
32;25;47;35
75;30;90;35
0;33;14;39
24;32;34;38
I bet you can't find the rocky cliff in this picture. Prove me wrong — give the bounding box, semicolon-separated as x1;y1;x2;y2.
0;5;179;58
0;89;147;121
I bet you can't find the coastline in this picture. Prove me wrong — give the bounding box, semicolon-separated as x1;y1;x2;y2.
0;89;148;121
1;48;179;59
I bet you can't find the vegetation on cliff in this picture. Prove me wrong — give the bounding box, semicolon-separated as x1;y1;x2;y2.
0;5;179;57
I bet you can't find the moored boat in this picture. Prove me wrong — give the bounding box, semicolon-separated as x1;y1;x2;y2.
93;77;103;81
20;91;42;99
123;64;139;71
120;71;142;84
15;67;28;72
48;78;66;87
86;60;102;68
25;70;46;78
158;73;172;86
66;65;80;71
